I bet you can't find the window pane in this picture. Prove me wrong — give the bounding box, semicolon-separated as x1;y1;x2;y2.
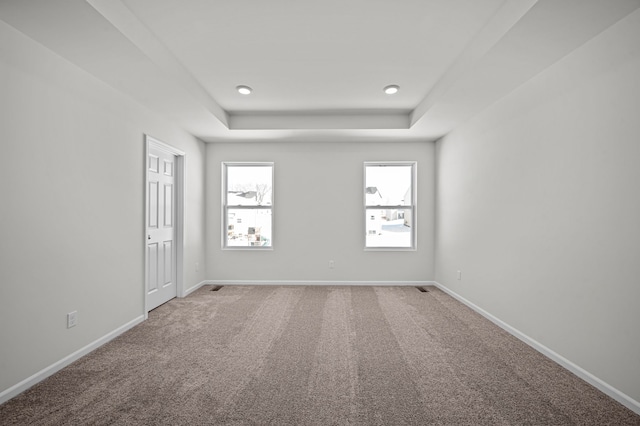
226;208;272;247
365;165;412;206
227;166;273;206
365;208;412;248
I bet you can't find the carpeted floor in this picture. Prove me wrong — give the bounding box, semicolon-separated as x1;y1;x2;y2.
1;285;638;425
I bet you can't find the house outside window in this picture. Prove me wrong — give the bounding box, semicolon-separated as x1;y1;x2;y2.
222;163;273;249
364;162;416;250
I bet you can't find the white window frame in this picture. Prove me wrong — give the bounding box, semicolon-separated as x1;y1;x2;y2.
364;161;417;251
222;162;274;250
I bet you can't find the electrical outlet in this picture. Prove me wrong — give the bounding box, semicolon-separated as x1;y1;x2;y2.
329;260;335;269
457;270;462;280
67;311;77;328
195;262;199;272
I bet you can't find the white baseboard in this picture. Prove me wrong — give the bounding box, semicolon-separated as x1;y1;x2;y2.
203;280;435;287
432;281;640;416
182;280;209;297
0;315;145;405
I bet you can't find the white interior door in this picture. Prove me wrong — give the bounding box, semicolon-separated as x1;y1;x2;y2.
147;145;177;310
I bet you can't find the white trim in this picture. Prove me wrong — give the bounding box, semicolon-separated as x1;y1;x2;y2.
144;135;186;310
203;280;435;287
0;315;144;405
183;280;209;297
432;281;640;416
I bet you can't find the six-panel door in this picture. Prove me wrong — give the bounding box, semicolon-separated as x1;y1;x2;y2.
147;146;177;310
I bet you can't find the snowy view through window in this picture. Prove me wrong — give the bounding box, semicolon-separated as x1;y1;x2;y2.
224;164;273;248
365;163;415;248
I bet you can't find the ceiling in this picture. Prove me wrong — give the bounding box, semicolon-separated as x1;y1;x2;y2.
1;0;639;143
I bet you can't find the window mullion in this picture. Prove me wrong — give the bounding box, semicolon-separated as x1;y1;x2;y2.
365;205;413;209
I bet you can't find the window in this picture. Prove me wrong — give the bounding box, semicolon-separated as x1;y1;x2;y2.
223;163;273;249
364;162;416;249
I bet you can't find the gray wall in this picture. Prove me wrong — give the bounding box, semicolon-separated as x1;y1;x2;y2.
0;21;207;395
206;141;435;283
435;10;640;403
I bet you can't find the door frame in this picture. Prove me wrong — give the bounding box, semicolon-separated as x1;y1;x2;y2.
144;135;186;317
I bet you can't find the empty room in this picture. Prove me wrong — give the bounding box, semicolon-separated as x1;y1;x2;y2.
1;0;639;424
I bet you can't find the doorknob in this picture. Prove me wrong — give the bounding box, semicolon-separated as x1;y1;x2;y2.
148;235;151;240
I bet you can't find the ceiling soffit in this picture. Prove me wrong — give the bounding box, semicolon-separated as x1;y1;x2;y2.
86;0;537;131
1;0;639;140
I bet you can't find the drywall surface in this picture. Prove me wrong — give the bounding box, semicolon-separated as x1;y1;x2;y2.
0;21;206;395
435;9;640;403
206;141;435;283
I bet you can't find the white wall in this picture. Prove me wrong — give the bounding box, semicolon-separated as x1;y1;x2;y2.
206;141;435;283
0;21;206;396
435;9;640;405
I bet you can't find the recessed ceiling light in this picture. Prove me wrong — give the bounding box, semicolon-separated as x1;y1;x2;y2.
384;85;399;95
236;85;252;95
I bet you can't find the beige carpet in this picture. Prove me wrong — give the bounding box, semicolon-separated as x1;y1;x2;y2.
1;285;638;425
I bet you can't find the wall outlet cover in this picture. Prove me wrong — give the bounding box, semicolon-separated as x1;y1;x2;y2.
67;311;78;328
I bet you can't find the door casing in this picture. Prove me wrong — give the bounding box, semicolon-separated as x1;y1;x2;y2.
144;135;186;316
